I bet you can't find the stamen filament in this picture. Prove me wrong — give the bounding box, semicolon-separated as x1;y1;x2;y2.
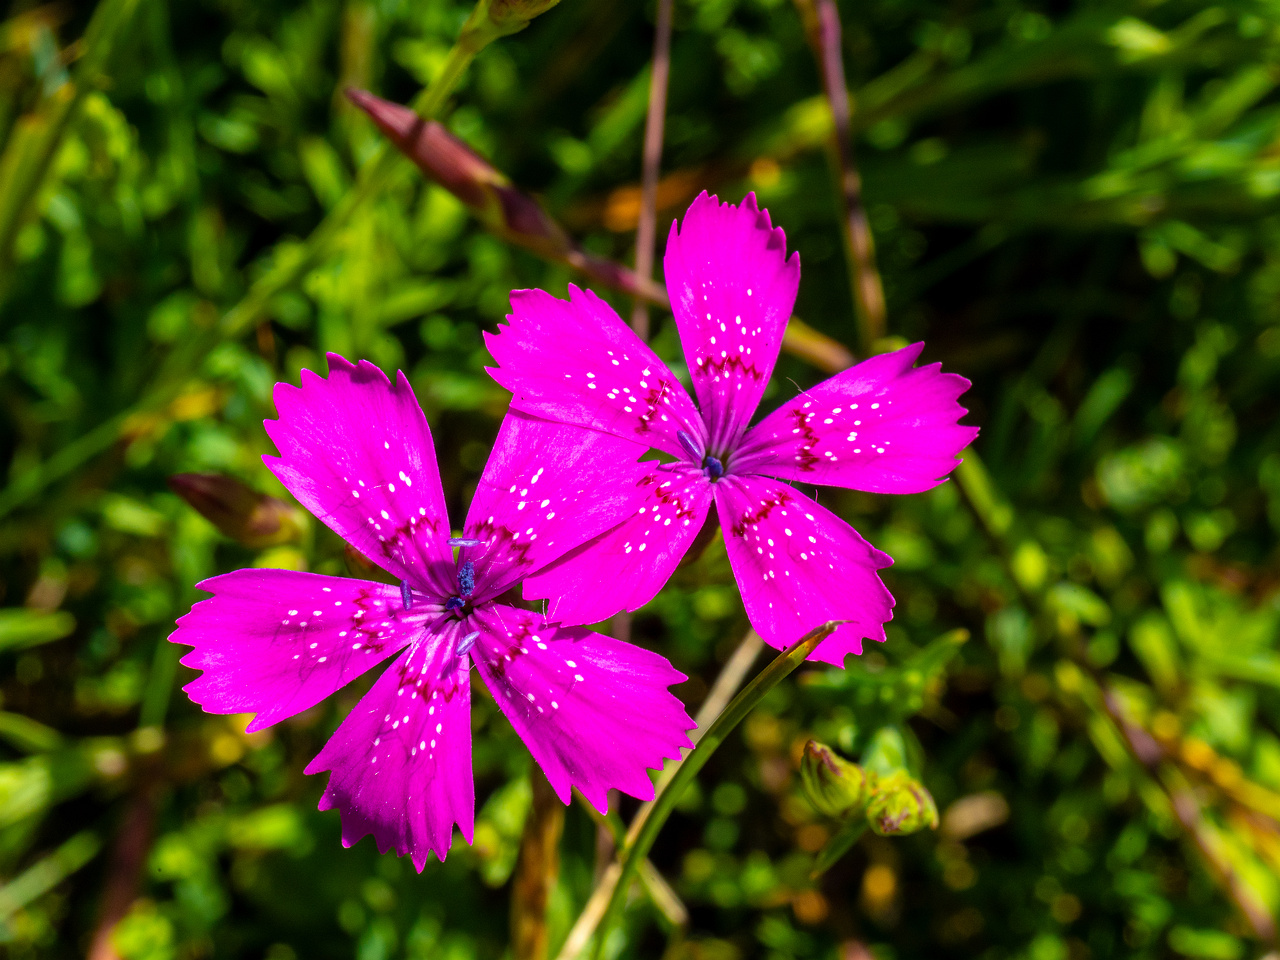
676;429;703;462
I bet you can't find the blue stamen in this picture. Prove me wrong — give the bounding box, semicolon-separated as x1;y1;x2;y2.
457;631;480;655
445;596;466;612
400;579;413;610
448;537;482;547
458;560;475;598
703;455;725;480
676;429;703;462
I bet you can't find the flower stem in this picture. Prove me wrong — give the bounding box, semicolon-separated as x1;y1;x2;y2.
586;621;842;960
810;818;867;879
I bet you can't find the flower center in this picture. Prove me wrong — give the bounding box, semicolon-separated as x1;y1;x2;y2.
677;429;727;481
457;559;475;598
443;558;477;617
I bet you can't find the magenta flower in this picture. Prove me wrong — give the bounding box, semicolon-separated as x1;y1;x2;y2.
486;192;978;666
171;357;694;868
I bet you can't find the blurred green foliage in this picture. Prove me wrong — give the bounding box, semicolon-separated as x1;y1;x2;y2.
0;0;1278;958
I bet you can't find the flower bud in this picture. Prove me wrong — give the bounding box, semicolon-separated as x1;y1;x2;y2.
346;88;667;307
800;740;872;818
168;474;302;548
864;771;939;837
345;89;574;258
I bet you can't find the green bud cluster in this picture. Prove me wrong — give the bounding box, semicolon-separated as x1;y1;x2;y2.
799;740;938;838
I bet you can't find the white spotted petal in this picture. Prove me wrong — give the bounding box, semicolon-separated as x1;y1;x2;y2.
715;474;894;666
486;286;706;460
665;191;800;452
175;569;429;732
470;604;694;812
522;462;713;627
305;616;474;868
264;355;455;596
459;411;654;602
734;343;979;494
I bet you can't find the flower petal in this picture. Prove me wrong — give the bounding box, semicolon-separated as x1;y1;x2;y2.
664;192;799;452
471;604;694;812
304;621;473;869
461;412;652;600
173;569;422;733
265;355;454;595
735;343;978;493
485;286;704;458
715;475;894;666
522;463;714;626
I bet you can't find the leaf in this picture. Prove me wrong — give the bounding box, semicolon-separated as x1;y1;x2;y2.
0;609;75;652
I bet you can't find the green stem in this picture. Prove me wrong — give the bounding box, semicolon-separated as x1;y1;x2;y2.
138;639;181;730
589;621;841;960
810;818;867;878
954;450;1013;541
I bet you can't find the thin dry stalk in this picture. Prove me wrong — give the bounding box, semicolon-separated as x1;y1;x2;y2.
793;0;886;353
86;787;158;960
629;0;674;342
554;863;620;960
511;769;566;960
1101;688;1277;943
611;0;674;649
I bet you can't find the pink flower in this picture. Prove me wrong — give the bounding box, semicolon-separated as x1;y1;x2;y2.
171;357;694;869
486;192;978;665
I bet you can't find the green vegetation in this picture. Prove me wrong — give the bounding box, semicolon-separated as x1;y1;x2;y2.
0;0;1279;958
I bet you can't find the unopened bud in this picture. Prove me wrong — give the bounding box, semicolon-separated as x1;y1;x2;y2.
169;474;302;548
865;771;938;837
346;89;573;259
346;88;667;309
800;740;873;818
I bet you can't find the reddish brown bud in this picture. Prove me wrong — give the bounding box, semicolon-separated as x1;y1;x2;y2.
346;88;499;208
169;474;302;549
346;88;667;307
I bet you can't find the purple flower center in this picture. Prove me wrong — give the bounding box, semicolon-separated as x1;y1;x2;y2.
676;428;727;480
443;559;478;616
